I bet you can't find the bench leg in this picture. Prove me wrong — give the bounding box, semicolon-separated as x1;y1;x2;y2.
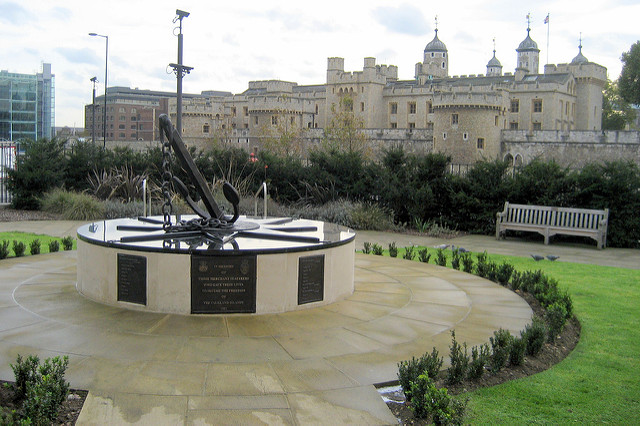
544;231;549;245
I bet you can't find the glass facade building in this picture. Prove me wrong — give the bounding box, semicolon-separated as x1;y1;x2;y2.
0;63;55;141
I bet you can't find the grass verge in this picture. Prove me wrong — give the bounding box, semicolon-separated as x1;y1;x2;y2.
363;246;640;423
0;232;76;258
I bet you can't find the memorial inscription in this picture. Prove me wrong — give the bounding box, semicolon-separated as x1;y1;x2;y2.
191;255;257;314
298;254;325;305
117;253;147;305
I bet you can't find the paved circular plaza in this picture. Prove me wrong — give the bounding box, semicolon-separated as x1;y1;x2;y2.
0;248;531;424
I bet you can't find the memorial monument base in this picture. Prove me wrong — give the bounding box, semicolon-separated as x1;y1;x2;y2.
77;216;355;315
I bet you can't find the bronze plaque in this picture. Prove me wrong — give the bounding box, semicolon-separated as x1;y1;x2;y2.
298;254;325;305
191;255;256;314
117;253;147;305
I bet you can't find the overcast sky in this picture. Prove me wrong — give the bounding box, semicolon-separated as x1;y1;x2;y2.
1;0;638;127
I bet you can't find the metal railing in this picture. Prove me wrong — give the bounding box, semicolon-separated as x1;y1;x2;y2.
254;182;268;219
0;142;18;205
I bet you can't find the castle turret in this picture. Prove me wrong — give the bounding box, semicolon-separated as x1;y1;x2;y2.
516;24;540;74
415;28;448;83
487;49;503;76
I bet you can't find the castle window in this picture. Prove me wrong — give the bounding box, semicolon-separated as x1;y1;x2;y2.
243;107;248;116
427;122;434;129
431;52;435;58
427;102;433;114
390;102;398;114
409;122;416;129
254;116;258;125
231;107;236;117
477;138;485;149
510;122;519;130
533;99;543;113
118;124;125;130
495;116;499;126
451;113;459;125
203;124;210;133
442;62;445;69
408;102;416;114
290;117;295;125
361;102;365;112
442;132;447;140
463;132;468;140
391;122;397;128
131;108;136;113
443;53;446;58
271;116;278;125
315;104;319;114
533;122;542;130
119;107;125;113
120;115;126;121
510;99;519;113
130;125;136;130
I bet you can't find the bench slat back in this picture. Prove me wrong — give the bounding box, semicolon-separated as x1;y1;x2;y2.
504;203;607;230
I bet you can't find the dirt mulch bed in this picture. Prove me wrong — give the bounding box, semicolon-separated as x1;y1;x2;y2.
383;291;581;425
0;382;87;425
0;207;61;222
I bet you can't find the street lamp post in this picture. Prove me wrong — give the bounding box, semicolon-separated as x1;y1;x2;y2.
169;9;193;137
89;33;108;149
90;77;97;144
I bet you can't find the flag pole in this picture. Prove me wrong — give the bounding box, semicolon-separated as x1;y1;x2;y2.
545;13;550;65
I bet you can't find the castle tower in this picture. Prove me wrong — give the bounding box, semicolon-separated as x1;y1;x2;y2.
516;17;540;74
415;24;449;84
571;35;589;64
486;42;503;76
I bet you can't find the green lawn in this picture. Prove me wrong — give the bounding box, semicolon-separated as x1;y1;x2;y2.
464;253;639;424
0;232;76;257
367;247;640;424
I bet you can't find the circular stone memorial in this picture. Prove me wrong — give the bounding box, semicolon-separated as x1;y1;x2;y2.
77;215;355;315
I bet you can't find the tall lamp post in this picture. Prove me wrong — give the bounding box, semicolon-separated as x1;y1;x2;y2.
89;32;108;149
90;77;97;144
169;9;193;137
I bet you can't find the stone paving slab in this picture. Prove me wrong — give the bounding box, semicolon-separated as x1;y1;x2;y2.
0;223;541;425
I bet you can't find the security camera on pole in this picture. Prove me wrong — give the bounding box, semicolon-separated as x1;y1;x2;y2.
169;9;193;137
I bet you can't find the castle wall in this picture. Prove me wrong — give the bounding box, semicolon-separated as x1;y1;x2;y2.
501;130;640;168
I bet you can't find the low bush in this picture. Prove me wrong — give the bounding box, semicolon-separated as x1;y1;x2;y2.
468;343;490;381
436;248;447;267
461;252;474;273
398;347;443;400
446;331;469;385
48;240;60;253
403;246;416;260
371;243;384;255
61;237;74;251
418;247;431;263
12;240;26;257
496;262;514;285
522;316;546;356
409;374;467;424
0;240;10;259
388;242;398;258
509;336;527;366
362;242;372;254
29;239;41;255
489;328;513;372
451;249;461;270
349;202;395;231
11;354;40;399
546;302;568;343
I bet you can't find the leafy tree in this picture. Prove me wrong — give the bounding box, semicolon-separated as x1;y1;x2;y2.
602;79;635;130
260;110;305;158
322;96;370;155
7;138;66;209
619;41;640;106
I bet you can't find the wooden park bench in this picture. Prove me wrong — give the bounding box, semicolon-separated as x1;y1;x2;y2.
496;202;609;249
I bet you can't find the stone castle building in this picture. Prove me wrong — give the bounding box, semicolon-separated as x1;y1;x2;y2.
87;24;636;168
168;23;611;166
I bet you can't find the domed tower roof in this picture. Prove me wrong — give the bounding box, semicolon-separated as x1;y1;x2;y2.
571;37;589;64
487;51;502;67
517;28;539;52
425;29;447;52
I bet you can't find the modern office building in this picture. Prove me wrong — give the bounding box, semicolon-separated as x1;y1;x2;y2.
0;63;55;141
